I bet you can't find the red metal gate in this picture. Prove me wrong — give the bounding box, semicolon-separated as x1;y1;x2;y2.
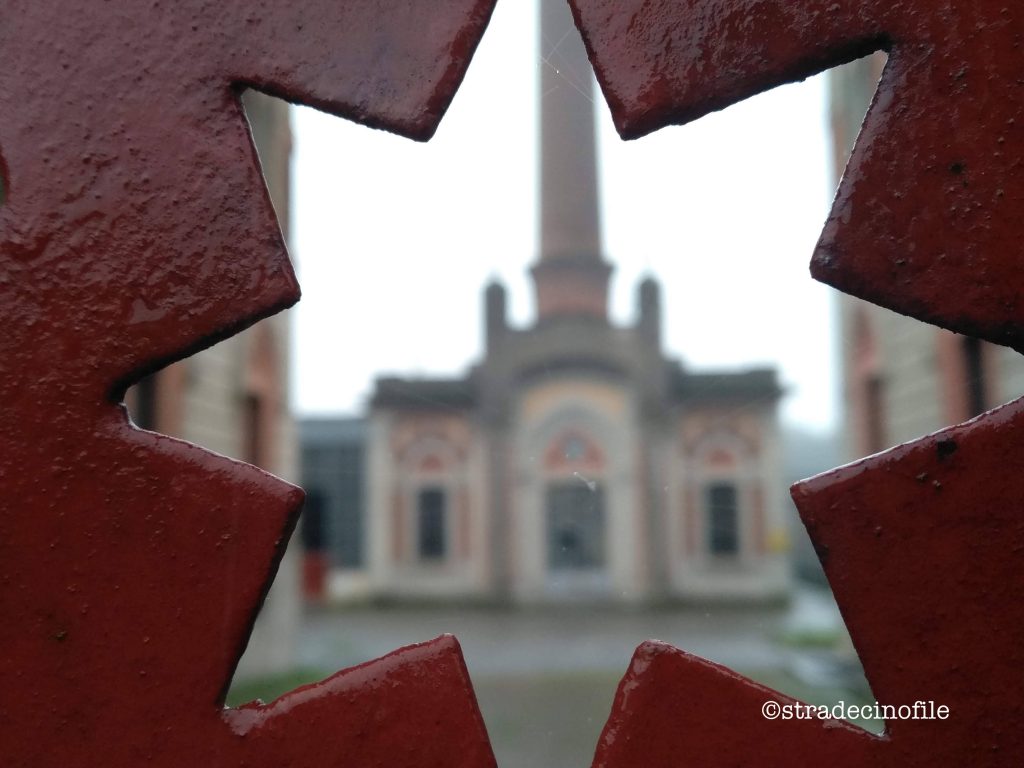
2;1;1021;765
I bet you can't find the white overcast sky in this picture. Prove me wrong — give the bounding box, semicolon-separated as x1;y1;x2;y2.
290;0;842;433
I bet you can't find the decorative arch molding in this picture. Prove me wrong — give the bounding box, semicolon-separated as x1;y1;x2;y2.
689;429;757;477
398;433;466;477
542;426;606;475
510;382;646;602
524;399;618;479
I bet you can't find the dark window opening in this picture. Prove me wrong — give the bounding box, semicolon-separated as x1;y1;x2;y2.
417;487;447;560
299;423;366;570
865;374;886;454
301;489;326;551
335;446;364;568
707;483;740;556
243;393;264;468
962;336;987;417
133;374;159;431
546;482;605;570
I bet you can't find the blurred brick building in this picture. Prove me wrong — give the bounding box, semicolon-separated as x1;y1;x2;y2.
127;92;299;677
301;4;792;605
830;55;1024;460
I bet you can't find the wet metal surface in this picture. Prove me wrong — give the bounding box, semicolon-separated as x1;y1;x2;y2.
594;403;1024;766
570;0;1024;350
4;0;1024;765
0;2;497;766
567;0;1024;764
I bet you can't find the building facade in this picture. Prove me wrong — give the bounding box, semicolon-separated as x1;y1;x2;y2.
301;3;791;605
127;91;300;677
830;56;1024;460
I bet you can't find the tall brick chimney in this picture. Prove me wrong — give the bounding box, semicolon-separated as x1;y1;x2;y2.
530;0;612;322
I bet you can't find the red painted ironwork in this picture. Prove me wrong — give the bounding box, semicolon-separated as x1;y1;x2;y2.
0;1;498;766
5;0;1024;765
570;0;1024;351
594;403;1024;766
567;0;1024;764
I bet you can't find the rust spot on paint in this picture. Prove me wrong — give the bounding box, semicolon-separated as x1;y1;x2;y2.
937;438;959;460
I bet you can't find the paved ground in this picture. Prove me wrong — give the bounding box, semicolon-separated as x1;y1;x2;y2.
296;586;845;677
281;587;865;768
299;602;788;678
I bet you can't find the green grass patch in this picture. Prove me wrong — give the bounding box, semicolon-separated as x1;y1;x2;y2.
225;667;329;707
775;627;843;649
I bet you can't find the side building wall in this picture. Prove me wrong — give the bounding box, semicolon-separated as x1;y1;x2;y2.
831;56;1024;460
200;92;300;680
127;91;299;679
